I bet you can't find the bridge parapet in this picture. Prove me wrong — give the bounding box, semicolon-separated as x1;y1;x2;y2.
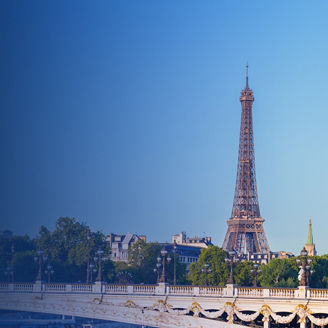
2;282;328;327
1;282;328;300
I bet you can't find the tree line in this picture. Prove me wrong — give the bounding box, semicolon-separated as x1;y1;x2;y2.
2;217;328;288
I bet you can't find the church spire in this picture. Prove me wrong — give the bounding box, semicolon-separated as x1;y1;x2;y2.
306;218;313;245
304;218;317;256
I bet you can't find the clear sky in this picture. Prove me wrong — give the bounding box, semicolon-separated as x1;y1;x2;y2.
1;0;328;255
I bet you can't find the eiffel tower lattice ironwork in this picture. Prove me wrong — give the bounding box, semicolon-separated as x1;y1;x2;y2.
222;66;270;255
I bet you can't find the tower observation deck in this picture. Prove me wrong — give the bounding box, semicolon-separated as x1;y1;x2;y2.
222;66;270;255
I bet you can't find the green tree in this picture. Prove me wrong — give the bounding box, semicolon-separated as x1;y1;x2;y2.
188;246;229;286
308;255;328;288
0;235;35;282
34;217;112;283
113;262;134;284
12;251;37;282
128;240;162;284
234;261;254;286
258;258;298;288
127;240;187;284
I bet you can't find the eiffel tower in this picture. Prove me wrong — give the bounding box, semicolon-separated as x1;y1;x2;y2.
222;66;270;255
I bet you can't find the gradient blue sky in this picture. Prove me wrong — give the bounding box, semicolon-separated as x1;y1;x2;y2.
1;1;328;254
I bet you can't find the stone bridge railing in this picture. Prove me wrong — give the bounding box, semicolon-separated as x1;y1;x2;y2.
1;281;328;300
2;282;328;328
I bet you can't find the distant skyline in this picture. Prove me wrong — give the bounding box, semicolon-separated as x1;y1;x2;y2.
1;1;328;255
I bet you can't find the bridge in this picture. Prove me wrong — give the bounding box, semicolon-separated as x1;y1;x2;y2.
1;282;328;328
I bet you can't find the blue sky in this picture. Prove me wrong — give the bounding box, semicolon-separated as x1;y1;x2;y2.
1;1;328;255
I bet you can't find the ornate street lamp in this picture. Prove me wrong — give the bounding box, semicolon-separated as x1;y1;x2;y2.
86;229;91;283
7;244;15;283
4;266;14;283
44;265;55;283
158;247;171;283
34;250;48;281
251;263;261;287
173;241;177;285
154;262;161;282
296;247;312;287
225;250;237;284
201;263;212;286
94;249;108;282
89;263;96;282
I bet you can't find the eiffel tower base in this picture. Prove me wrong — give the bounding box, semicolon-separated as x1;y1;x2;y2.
222;217;270;254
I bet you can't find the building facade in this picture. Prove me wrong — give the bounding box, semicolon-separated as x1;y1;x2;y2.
162;243;202;271
172;232;212;248
107;233;146;262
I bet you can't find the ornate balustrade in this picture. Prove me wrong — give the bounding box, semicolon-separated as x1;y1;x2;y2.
2;283;328;328
71;283;93;293
13;283;34;292
199;286;224;296
269;287;296;298
44;283;66;292
308;288;328;299
1;282;328;300
236;287;263;297
104;284;128;294
168;285;194;295
133;285;156;294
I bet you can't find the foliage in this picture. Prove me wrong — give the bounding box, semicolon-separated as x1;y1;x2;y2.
36;217;108;266
234;261;254;286
127;240;187;284
308;255;328;288
188;246;229;286
35;217;112;283
0;235;35;282
258;258;298;288
0;217;114;283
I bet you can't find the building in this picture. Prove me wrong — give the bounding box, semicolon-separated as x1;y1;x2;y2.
172;232;212;248
107;233;146;262
304;218;317;256
277;251;294;259
222;66;270;262
161;243;202;271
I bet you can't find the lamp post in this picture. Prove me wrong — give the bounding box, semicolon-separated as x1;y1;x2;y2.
138;254;144;266
34;250;47;281
4;266;14;283
86;229;91;283
154;262;161;282
158;247;171;283
89;263;96;282
173;241;177;285
251;263;261;287
225;250;237;284
9;244;14;283
94;249;107;282
296;247;312;287
44;265;54;283
201;263;212;286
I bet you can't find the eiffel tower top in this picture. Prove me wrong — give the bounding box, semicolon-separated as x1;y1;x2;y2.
240;65;254;102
